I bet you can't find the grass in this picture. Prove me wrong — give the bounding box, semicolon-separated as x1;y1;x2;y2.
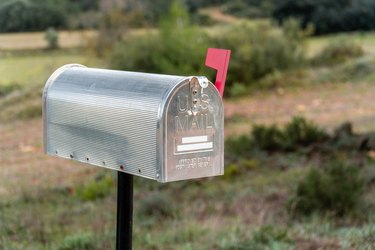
0;50;103;87
0;158;373;249
0;49;105;122
1;26;375;249
307;31;375;57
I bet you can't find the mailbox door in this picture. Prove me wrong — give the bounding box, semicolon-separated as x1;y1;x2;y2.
162;78;224;182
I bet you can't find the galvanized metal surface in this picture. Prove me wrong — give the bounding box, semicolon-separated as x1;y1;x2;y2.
163;76;224;182
43;65;223;182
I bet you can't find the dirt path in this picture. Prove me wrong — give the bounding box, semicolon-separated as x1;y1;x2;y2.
0;119;98;198
200;7;240;23
225;82;375;135
1;82;375;197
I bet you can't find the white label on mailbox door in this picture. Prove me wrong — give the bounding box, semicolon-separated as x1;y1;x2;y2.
175;134;214;154
177;142;213;152
182;135;208;144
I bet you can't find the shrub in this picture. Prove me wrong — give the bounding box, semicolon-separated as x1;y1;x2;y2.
111;16;307;96
223;164;240;179
138;192;174;218
252;225;291;245
290;161;365;216
228;83;248;97
110;0;209;76
284;116;328;149
312;40;364;66
45;27;59;50
251;124;285;151
16;104;42;119
225;116;327;153
250;117;327;151
214;19;307;92
225;135;253;159
76;175;113;201
257;69;309;89
238;159;260;170
314;57;375;83
57;233;95;250
0;83;21;97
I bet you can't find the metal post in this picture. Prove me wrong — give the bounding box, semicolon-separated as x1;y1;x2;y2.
116;172;133;250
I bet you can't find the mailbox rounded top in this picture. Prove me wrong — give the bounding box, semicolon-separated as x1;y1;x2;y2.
43;64;86;97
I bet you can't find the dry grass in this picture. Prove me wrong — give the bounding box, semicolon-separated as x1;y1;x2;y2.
224;82;375;136
200;7;241;23
0;30;97;51
1;28;375;248
307;32;375;57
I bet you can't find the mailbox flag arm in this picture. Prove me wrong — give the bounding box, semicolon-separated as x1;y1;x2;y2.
205;48;231;97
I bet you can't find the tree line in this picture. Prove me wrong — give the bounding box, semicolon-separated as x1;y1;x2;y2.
1;0;375;35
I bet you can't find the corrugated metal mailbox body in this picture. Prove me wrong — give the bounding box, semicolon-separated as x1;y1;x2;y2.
43;64;224;182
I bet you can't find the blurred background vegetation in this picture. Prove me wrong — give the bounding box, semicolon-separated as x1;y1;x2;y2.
0;0;375;249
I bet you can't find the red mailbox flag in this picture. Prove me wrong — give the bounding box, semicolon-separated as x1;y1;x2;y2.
205;48;231;97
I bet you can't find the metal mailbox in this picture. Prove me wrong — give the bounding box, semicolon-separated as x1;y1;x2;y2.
43;64;224;182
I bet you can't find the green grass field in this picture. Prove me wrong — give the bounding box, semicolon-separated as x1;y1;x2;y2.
0;50;103;87
0;50;105;122
307;31;375;57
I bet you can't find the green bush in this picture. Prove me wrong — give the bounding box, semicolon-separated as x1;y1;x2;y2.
252;225;291;245
57;233;95;250
314;57;375;84
284;116;328;149
225;135;253;159
45;27;59;50
251;124;285;151
251;117;327;151
257;69;309;89
138;192;174;218
111;14;307;96
110;0;209;76
224;117;326;153
214;19;307;92
76;174;114;201
228;83;248;97
291;161;365;216
89;9;130;57
0;83;21;97
16;104;42;119
312;40;364;66
223;163;240;180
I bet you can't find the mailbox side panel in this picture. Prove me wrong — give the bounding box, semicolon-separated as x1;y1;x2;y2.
43;66;185;180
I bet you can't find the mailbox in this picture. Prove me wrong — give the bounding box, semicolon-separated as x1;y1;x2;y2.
43;64;224;182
